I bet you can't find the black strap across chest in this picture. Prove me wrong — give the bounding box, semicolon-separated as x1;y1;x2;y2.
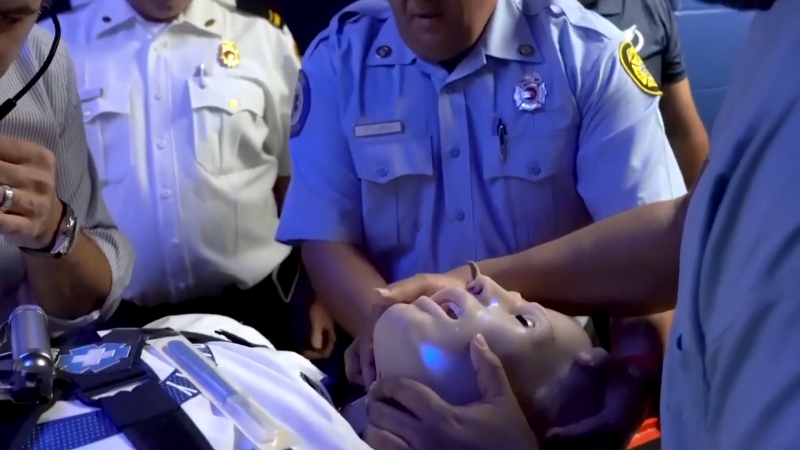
0;329;218;450
0;327;330;450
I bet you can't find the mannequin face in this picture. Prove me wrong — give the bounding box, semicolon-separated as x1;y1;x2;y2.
373;274;591;420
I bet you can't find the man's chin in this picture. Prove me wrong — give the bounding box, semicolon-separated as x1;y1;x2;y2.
696;0;776;10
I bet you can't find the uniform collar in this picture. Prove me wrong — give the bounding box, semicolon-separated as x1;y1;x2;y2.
181;0;226;36
589;0;624;17
481;0;542;63
366;0;543;67
366;15;416;66
90;0;225;38
88;0;137;36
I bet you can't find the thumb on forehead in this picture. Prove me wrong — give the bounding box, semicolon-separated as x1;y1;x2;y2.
470;334;515;399
382;279;424;304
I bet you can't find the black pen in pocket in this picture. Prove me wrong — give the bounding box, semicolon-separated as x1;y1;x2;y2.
495;117;508;163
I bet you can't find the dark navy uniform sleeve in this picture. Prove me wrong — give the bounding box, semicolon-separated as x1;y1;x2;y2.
659;0;686;85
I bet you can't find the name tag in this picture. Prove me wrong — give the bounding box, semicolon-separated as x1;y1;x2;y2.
353;121;404;138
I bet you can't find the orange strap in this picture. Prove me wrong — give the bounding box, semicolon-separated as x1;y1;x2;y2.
628;418;661;448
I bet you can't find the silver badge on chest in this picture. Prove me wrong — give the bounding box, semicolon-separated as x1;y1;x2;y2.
514;73;547;111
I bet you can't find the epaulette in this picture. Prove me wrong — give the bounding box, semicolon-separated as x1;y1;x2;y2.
37;0;71;22
304;0;389;56
235;0;286;30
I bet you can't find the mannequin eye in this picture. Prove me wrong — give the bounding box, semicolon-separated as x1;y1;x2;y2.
515;315;533;328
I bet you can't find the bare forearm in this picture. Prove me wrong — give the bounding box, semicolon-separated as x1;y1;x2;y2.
669;134;708;189
661;79;709;189
302;241;387;336
22;231;112;319
476;197;687;316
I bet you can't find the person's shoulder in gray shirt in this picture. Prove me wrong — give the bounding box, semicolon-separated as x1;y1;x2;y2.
0;25;134;328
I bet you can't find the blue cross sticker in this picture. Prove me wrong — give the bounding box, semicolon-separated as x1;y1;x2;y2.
57;343;131;374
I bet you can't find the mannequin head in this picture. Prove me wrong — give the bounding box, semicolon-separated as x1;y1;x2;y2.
373;269;591;427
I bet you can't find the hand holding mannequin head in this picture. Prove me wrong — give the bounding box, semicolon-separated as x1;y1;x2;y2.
373;264;592;427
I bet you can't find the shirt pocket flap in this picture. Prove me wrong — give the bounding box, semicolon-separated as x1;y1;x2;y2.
188;77;265;116
80;86;129;122
482;131;573;182
350;135;434;183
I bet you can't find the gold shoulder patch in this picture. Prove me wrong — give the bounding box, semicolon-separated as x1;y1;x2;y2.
267;10;284;29
618;41;662;96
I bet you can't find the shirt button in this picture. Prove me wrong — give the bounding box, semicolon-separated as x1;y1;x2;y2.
455;210;465;222
154;94;162;101
172;239;180;246
449;148;460;158
376;167;388;177
528;164;541;176
156;141;166;150
178;283;186;290
160;190;172;199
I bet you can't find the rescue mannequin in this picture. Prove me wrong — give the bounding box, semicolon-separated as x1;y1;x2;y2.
6;271;597;450
349;264;599;437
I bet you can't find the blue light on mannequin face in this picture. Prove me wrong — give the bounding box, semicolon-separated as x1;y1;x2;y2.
419;343;451;375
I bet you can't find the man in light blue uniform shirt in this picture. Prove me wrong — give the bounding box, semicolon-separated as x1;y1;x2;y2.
367;0;800;448
277;0;685;338
661;0;800;448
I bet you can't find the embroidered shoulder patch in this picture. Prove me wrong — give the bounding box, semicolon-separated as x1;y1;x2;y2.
618;41;662;96
290;70;311;138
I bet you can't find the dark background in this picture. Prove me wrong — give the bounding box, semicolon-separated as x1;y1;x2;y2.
279;0;356;54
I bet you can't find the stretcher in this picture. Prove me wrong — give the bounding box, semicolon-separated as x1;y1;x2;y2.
629;418;660;448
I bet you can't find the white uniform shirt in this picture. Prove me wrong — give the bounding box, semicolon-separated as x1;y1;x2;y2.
42;0;300;305
661;2;800;448
26;315;370;450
